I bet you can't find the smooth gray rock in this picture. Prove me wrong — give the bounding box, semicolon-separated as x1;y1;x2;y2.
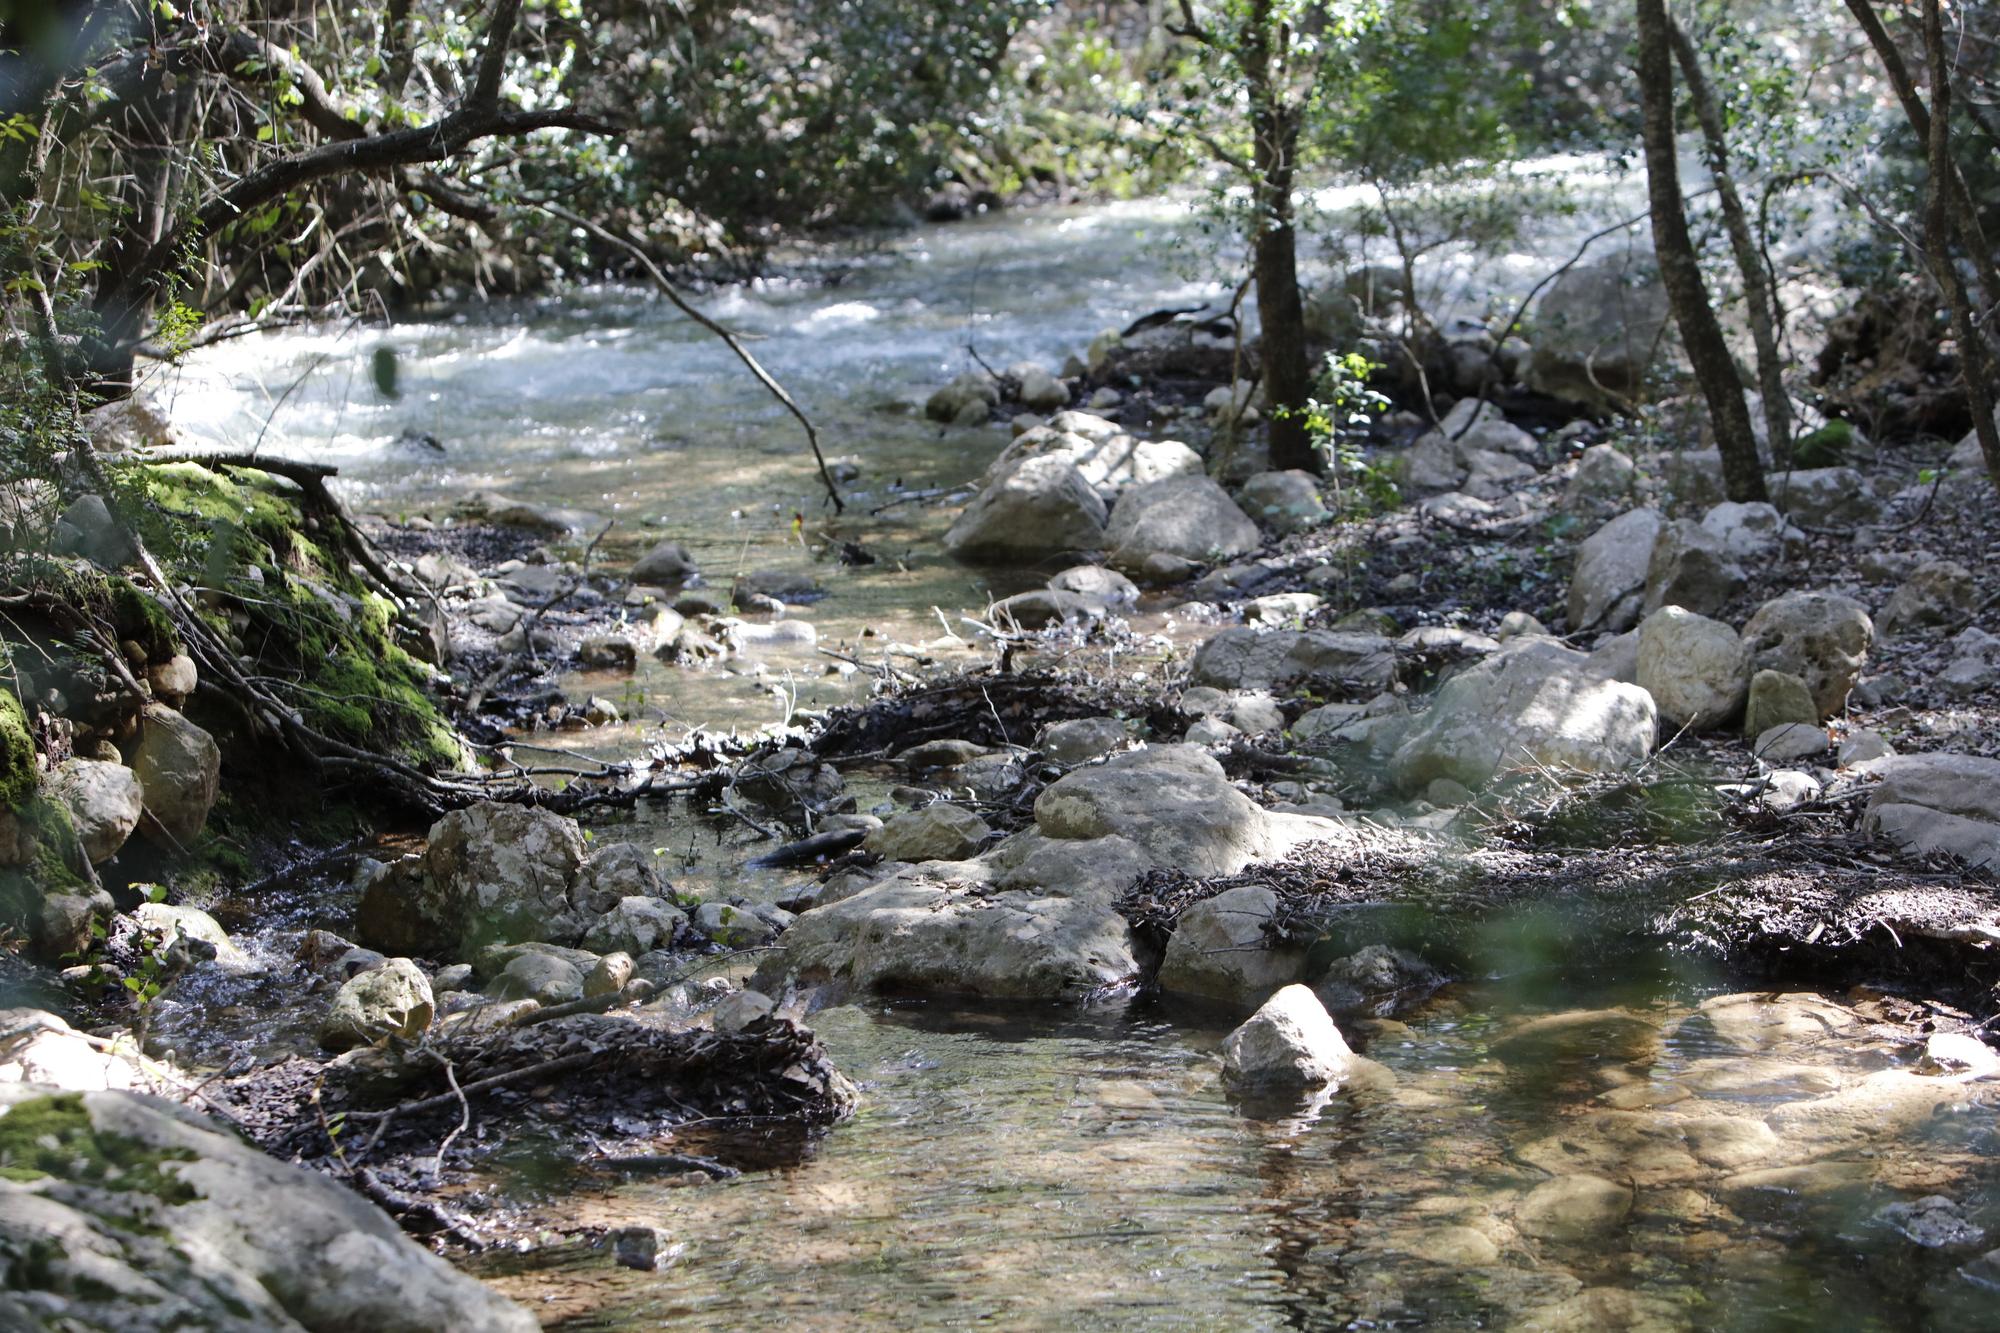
1564;443;1639;514
0;1084;539;1331
692;900;779;948
1765;467;1880;526
1047;564;1139;606
1390;642;1657;793
487;951;585;1004
1526;259;1669;407
944;454;1108;563
1878;560;1977;637
1568;507;1662;633
1643;519;1745;617
1106;475;1261;566
863;805;992;863
1635;606;1750;731
1941;627;2000;699
1160;886;1305;1003
1190;627;1395;696
1037;716;1132;765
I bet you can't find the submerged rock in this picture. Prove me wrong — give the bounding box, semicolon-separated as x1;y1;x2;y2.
1220;985;1356;1090
1515;1173;1634;1242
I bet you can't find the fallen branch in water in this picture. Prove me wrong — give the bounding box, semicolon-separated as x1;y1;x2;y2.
533;201;845;515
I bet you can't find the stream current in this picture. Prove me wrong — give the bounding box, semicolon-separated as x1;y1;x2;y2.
165;198;2000;1329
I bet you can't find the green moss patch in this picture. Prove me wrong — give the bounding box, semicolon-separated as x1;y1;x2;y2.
0;1093;197;1202
0;688;35;810
133;463;462;772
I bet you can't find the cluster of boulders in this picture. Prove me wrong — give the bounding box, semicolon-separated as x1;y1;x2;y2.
2;654;220;962
286;801;798;1050
942;408;1326;581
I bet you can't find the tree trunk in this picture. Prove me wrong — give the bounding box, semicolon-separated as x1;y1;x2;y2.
1919;0;2000;492
1667;15;1791;459
1244;0;1314;473
1635;0;1766;503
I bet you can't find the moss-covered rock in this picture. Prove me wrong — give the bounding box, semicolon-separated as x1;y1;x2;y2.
0;688;37;811
135;462;462;772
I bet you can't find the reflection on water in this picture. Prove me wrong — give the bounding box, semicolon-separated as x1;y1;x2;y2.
477;963;2000;1332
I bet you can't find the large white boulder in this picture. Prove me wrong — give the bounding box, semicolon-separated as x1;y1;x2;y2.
1568;507;1662;633
1106;475;1261;566
944;454;1107;563
1389;642;1658;794
1220;985;1357;1089
984;413;1203;499
1635;606;1751;731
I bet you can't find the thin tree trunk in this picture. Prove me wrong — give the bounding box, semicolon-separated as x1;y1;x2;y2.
1635;0;1766;503
1842;0;1999;307
1920;0;2000;492
1667;15;1792;458
1244;0;1314;473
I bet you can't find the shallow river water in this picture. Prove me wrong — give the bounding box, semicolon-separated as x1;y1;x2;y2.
162;193;2000;1329
479;961;2000;1332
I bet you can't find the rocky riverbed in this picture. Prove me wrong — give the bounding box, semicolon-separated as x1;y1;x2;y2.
5;197;2000;1326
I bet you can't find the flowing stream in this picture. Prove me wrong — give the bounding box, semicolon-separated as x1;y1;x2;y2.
163;191;2000;1329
